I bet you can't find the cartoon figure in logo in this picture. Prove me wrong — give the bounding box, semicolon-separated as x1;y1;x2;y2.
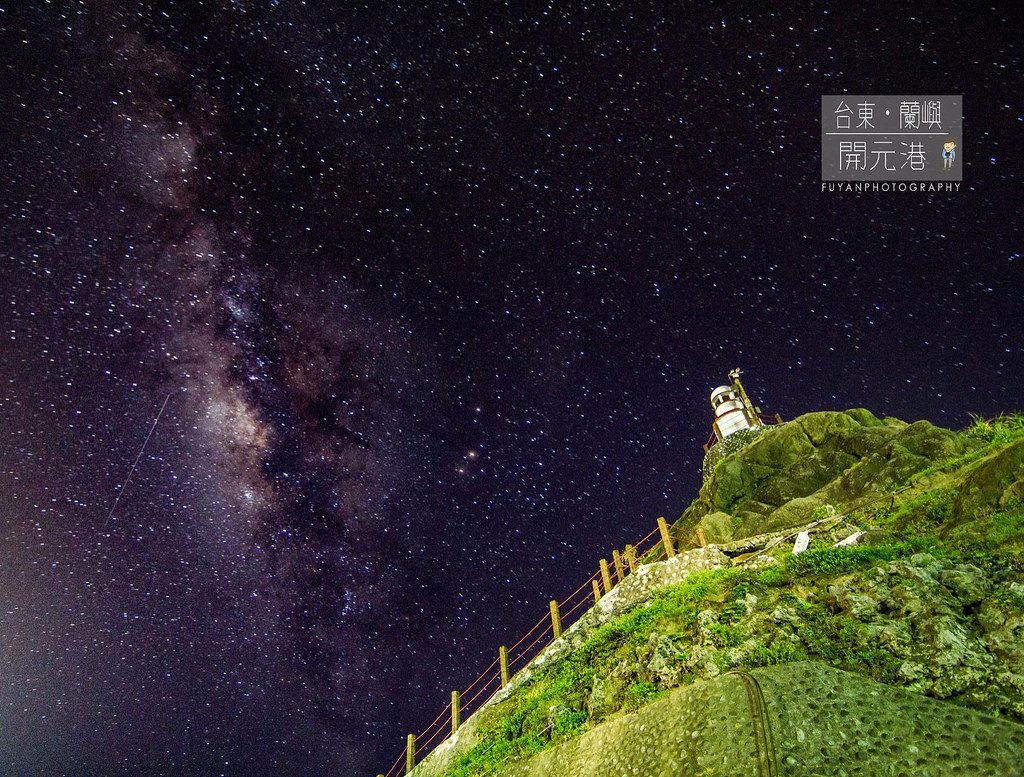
942;138;957;170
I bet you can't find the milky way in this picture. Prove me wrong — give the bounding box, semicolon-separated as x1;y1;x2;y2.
2;3;1021;775
100;13;449;730
4;5;443;773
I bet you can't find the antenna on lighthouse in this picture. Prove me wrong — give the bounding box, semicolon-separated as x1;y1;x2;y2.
728;367;761;429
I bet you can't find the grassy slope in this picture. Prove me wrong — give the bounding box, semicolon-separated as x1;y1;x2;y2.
439;414;1024;777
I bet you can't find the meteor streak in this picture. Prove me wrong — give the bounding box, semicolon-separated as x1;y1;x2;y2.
103;392;172;530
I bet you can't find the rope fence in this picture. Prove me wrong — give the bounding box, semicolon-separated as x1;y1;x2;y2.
379;514;705;777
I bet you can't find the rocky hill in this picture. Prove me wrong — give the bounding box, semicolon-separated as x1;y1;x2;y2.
408;410;1024;777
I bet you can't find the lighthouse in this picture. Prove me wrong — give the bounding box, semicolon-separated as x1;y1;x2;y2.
710;368;763;444
702;369;779;481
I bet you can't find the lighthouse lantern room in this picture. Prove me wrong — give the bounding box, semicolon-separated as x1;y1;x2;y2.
710;368;763;444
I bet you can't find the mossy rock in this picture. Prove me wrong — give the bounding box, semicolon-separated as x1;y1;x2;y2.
694;421;817;520
679;411;996;544
757;448;858;504
836;423;975;499
697;511;738;544
844;407;891;428
898;419;972;459
796;410;866;447
828;424;898;459
414;412;1024;777
738;420;818;470
746;495;832;537
1003;478;1024;507
708;459;776;514
680;411;914;542
947;438;1024;529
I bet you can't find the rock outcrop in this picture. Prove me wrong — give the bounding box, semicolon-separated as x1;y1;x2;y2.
687;409;980;543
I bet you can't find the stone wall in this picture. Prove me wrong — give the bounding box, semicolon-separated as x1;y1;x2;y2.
490;662;1024;777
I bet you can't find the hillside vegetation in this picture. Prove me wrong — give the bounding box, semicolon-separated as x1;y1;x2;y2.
419;410;1024;777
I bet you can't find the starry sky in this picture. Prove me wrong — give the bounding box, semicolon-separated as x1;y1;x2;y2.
1;2;1021;775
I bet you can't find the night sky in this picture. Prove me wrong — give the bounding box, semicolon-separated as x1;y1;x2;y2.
1;2;1021;775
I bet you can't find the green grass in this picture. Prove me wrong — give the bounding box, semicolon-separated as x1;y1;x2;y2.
987;502;1024;546
441;544;937;777
795;611;866;663
964;412;1024;444
442;570;740;776
755;603;904;683
746;639;801;667
945;497;1024;558
990;586;1024;614
623;681;664;711
707;623;745;647
895;486;955;527
445;658;596;777
903;412;1024;485
811;504;839;521
436;411;1024;777
756;565;789;587
861;487;958;539
781;540;932;579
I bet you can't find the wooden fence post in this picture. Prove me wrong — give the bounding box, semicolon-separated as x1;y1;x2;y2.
624;544;636;573
658;516;676;559
451;690;461;734
695;527;708;548
591;579;602;602
500;645;510;687
600;558;613;592
612;549;623;582
406;733;416;773
549;600;563;639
